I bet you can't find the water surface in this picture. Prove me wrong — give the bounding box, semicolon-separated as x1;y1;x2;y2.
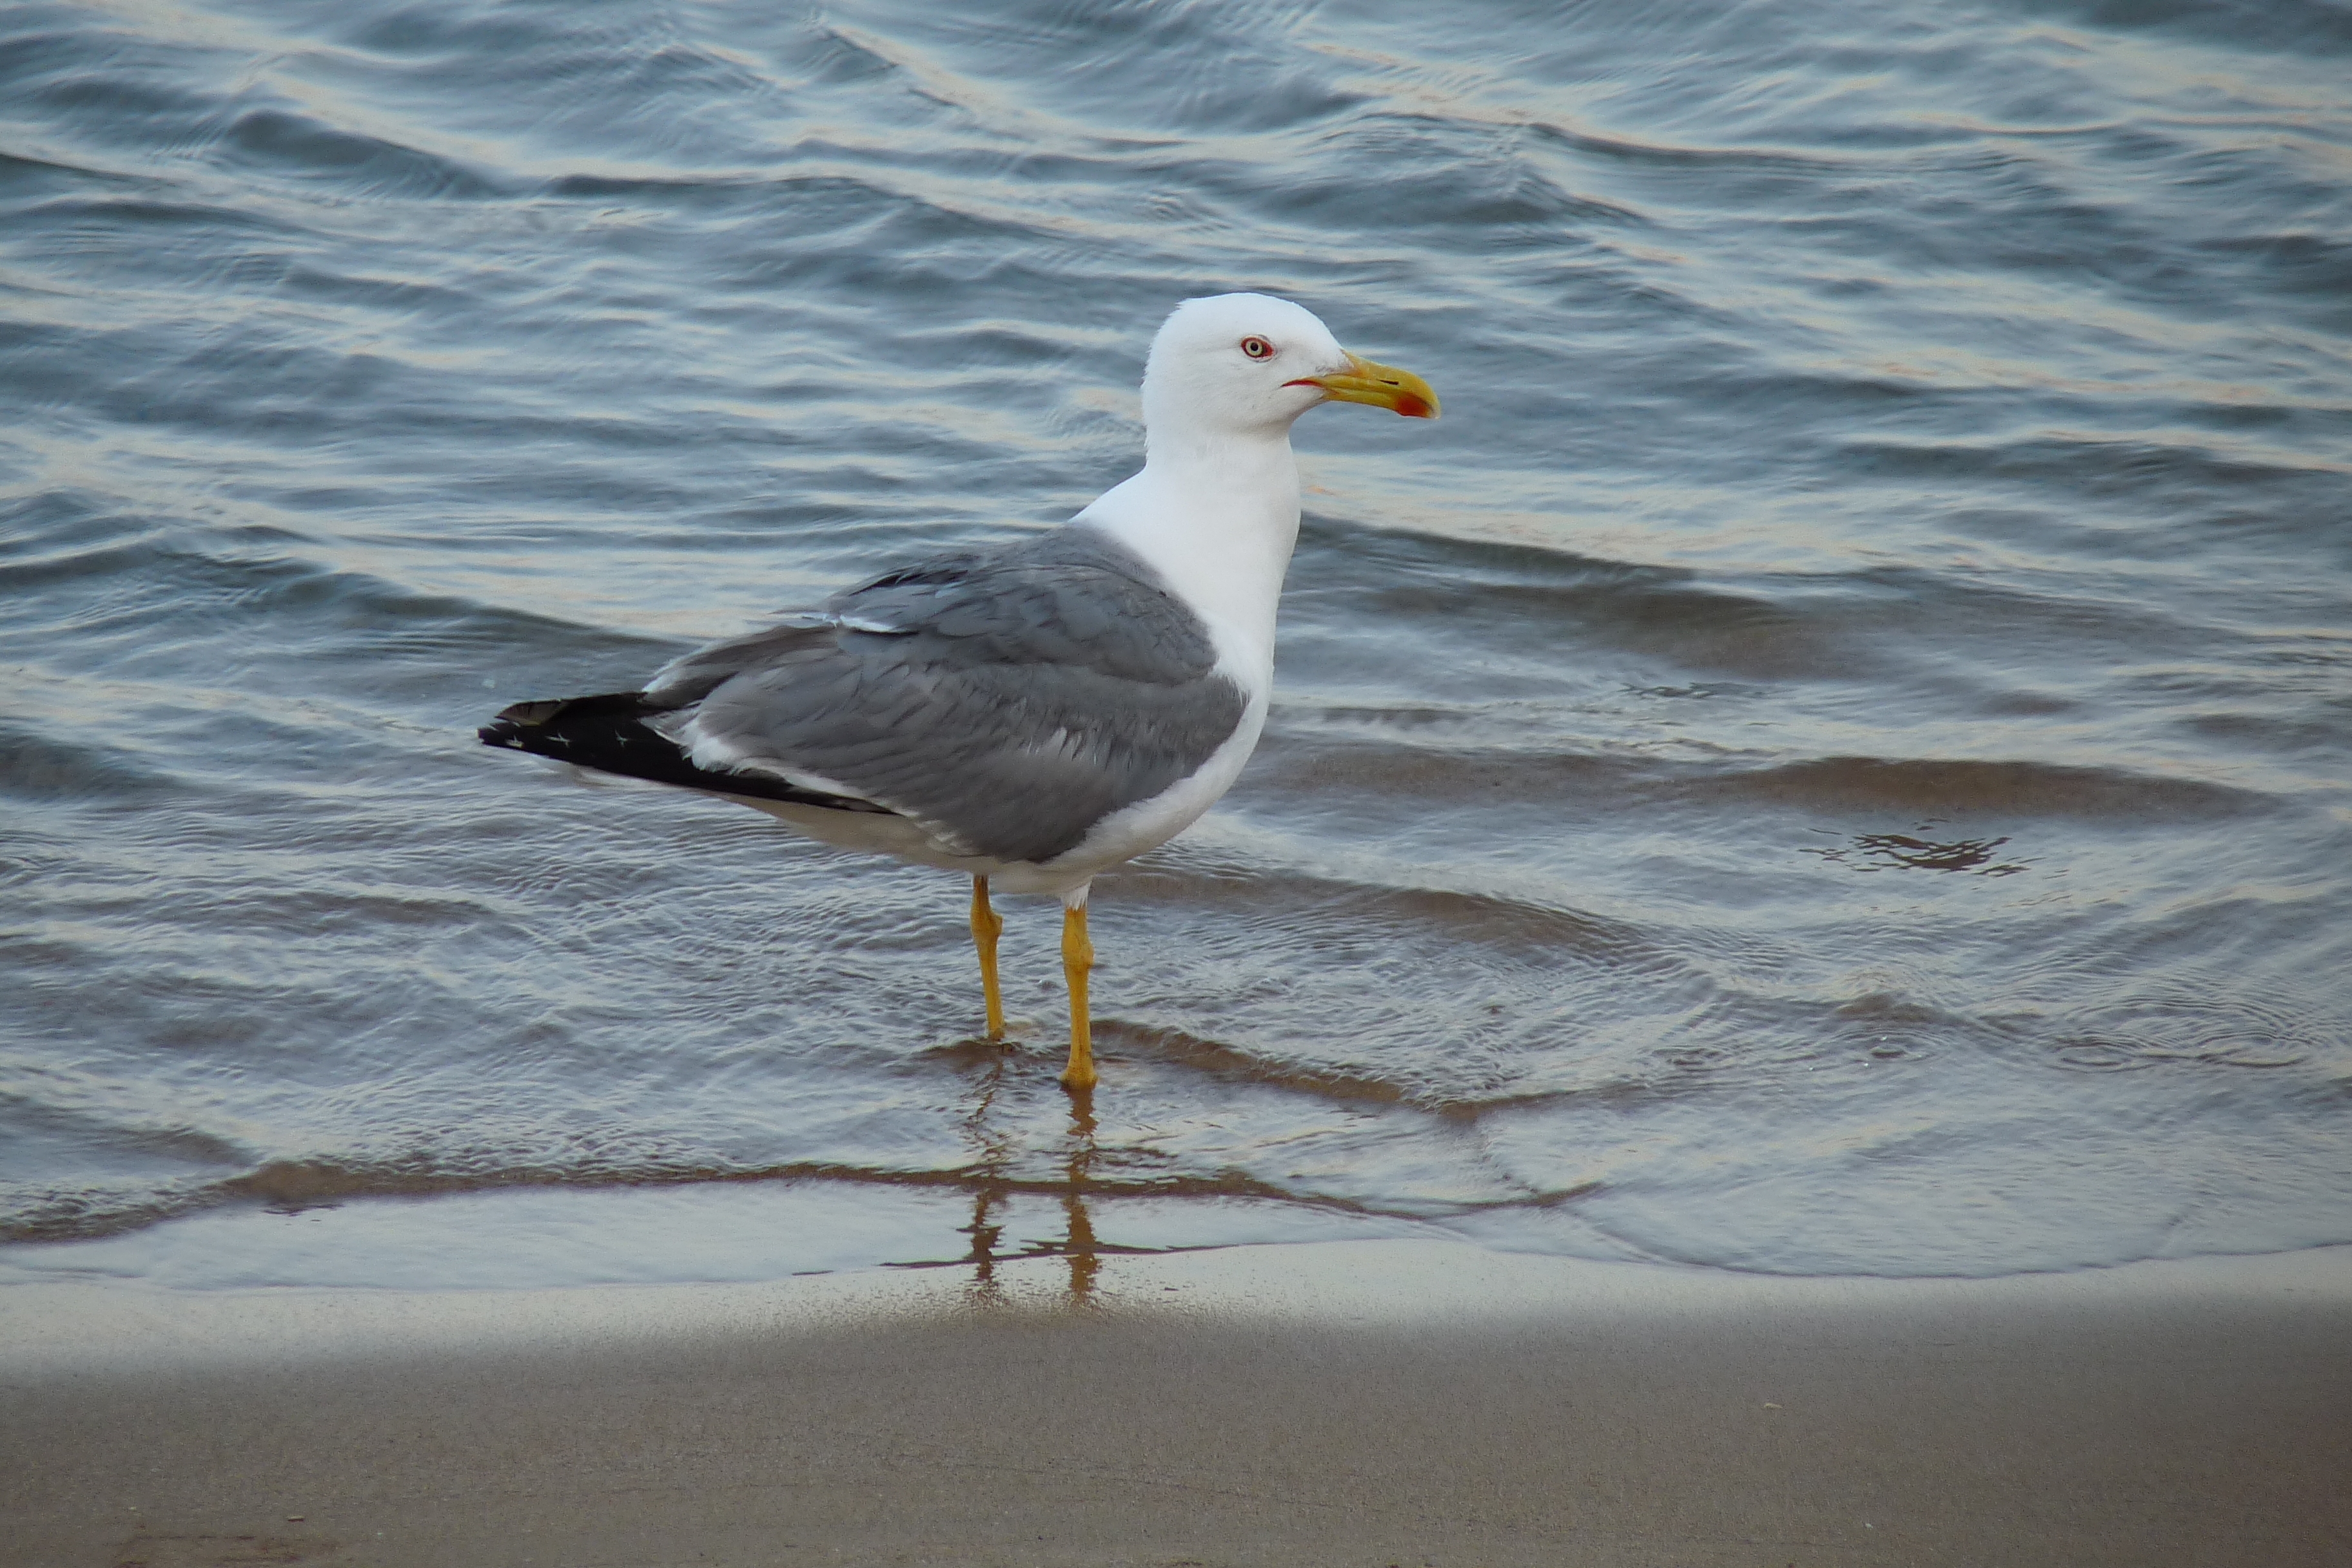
4;0;2349;1288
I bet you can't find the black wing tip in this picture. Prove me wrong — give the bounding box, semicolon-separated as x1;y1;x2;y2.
473;691;893;818
480;691;656;743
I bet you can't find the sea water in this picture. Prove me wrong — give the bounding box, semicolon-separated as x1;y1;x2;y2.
3;0;2347;1288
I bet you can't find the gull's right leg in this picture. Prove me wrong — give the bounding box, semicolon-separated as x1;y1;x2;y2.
1059;890;1096;1093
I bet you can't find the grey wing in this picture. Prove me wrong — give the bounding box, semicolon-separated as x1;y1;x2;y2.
652;529;1249;865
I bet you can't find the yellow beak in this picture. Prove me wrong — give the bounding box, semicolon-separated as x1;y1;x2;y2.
1290;351;1440;419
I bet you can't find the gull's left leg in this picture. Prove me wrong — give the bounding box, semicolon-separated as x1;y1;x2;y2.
970;876;1005;1039
1059;885;1095;1092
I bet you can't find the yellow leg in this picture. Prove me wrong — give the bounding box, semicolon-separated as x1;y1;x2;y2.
970;877;1005;1039
1059;902;1096;1092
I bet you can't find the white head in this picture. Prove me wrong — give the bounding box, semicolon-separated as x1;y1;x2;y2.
1139;292;1438;463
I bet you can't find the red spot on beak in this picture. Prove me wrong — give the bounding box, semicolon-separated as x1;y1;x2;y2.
1393;392;1433;419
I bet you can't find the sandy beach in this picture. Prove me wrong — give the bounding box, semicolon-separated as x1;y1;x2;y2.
5;1240;2347;1567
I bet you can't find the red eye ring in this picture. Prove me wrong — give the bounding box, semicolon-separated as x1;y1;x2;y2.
1240;335;1274;360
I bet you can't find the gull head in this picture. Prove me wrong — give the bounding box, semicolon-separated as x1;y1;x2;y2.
1141;293;1438;455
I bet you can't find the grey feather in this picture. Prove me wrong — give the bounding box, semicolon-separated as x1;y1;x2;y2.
652;527;1248;865
645;616;834;707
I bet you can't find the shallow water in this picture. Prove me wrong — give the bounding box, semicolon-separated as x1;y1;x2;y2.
3;0;2349;1288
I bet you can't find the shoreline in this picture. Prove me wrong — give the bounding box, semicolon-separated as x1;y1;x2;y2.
7;1240;2349;1567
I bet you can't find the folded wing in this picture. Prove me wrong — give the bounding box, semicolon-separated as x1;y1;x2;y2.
482;527;1249;866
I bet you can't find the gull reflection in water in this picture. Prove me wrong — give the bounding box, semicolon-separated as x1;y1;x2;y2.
955;1057;1101;1305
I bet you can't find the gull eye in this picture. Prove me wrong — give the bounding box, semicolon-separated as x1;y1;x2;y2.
1240;335;1274;360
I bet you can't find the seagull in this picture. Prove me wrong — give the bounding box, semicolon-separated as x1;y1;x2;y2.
480;293;1438;1092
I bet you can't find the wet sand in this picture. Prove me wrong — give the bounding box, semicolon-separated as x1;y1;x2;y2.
5;1240;2348;1568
